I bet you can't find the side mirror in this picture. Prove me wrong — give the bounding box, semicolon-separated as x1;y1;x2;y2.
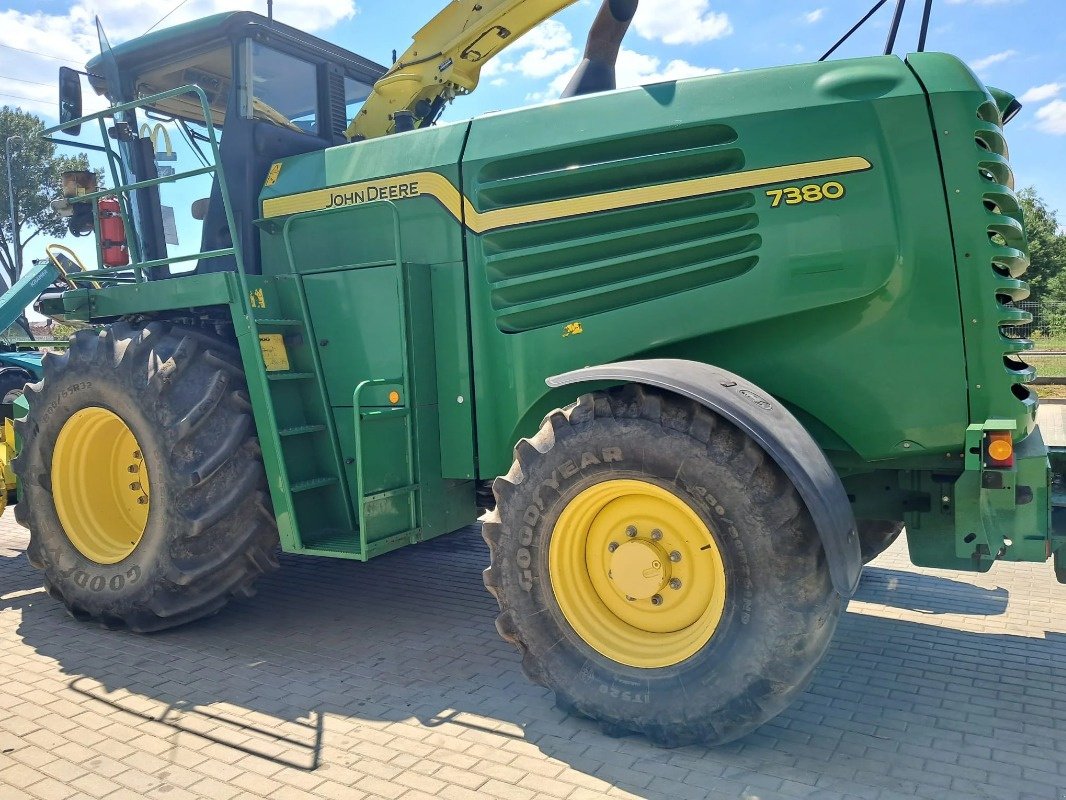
59;66;83;135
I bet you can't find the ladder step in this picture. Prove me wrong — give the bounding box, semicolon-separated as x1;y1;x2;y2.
256;317;304;326
360;408;411;420
267;371;315;381
291;476;339;493
364;484;420;503
279;424;326;437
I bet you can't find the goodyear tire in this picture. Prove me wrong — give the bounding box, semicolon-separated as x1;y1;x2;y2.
857;520;904;564
484;385;840;747
14;321;279;632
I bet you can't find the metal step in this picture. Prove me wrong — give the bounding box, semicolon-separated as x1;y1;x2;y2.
360;407;411;420
279;424;326;437
363;484;420;503
290;476;340;493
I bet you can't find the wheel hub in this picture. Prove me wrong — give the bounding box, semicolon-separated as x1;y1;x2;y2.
52;407;150;565
609;539;667;600
548;479;728;669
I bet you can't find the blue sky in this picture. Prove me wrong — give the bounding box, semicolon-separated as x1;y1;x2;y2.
0;0;1063;271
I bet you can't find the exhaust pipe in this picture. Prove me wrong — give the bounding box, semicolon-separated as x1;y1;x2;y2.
560;0;638;98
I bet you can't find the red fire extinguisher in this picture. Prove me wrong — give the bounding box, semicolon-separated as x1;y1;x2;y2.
98;197;129;267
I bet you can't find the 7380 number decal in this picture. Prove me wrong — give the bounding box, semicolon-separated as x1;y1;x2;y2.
766;181;846;208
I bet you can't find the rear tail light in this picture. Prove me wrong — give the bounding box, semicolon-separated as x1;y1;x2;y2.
985;430;1015;468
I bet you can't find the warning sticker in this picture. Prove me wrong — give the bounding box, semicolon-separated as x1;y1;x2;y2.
259;333;290;372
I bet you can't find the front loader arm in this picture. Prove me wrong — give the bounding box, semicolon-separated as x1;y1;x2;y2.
346;0;579;141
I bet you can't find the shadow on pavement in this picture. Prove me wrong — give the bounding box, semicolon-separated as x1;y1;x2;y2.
5;525;1065;800
857;566;1010;616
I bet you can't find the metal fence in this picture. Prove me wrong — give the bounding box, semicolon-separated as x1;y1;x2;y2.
1008;301;1066;345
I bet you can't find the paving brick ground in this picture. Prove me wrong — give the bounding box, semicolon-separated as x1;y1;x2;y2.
2;511;1066;800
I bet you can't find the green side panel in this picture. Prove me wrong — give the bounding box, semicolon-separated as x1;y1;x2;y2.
461;56;968;477
303;267;406;408
260;122;476;481
257;120;479;553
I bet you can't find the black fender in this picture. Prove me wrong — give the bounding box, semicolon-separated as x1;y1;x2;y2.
547;359;861;597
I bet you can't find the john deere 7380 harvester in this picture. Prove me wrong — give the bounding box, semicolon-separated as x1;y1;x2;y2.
10;0;1060;745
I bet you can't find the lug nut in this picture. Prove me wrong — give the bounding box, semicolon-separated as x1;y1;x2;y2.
651;529;662;541
651;594;663;606
127;465;139;473
137;496;148;505
133;450;141;459
669;551;681;562
669;578;682;590
625;526;637;538
608;542;619;552
129;482;141;491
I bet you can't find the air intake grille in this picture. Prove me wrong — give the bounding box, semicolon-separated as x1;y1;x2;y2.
474;125;761;333
976;101;1035;385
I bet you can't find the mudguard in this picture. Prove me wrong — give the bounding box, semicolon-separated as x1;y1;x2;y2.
547;359;862;597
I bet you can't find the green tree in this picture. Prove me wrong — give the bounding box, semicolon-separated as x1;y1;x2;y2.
1018;187;1066;301
0;106;96;290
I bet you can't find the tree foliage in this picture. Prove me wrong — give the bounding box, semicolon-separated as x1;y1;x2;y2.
1019;187;1066;302
0;106;96;288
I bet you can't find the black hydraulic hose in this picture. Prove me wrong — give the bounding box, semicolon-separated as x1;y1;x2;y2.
883;0;909;55
819;0;890;61
917;0;935;52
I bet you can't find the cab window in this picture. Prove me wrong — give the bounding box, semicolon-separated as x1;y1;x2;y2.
344;76;373;126
241;42;319;134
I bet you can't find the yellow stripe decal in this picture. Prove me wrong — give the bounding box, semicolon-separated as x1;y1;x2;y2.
261;156;872;233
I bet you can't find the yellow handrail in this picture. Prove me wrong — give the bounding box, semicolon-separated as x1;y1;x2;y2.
45;244;101;290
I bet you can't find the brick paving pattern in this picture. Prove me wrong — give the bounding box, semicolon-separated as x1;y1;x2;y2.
2;511;1065;800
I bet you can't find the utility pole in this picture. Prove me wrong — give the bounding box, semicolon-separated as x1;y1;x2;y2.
4;135;22;277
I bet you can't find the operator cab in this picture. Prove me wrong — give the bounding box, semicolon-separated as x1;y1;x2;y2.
82;12;385;275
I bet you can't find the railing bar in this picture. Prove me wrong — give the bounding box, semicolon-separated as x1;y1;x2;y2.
65;165;216;204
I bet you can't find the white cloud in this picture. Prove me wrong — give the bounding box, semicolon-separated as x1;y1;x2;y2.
804;8;827;23
969;50;1017;72
482;20;579;84
1035;100;1066;135
528;46;721;103
616;48;723;87
0;1;355;119
1021;83;1063;104
633;0;732;46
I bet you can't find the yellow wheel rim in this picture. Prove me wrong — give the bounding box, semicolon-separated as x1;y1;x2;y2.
548;479;727;669
52;407;150;565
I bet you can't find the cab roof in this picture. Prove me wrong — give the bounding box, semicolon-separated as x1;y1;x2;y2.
86;11;385;79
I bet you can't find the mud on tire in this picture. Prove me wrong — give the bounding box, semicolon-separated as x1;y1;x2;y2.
484;385;841;747
14;321;279;632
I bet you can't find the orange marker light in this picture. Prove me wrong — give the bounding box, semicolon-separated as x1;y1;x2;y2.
389;390;401;405
985;431;1014;468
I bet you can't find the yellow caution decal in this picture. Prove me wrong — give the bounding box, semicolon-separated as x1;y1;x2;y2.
259;334;290;372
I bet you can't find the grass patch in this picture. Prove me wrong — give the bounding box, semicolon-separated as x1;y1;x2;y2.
1028;354;1066;378
1028;334;1066;352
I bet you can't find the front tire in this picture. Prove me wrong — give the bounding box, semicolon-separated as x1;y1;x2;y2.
485;386;840;747
14;321;279;632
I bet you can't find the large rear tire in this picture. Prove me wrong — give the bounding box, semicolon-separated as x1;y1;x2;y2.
485;385;841;747
14;321;279;632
